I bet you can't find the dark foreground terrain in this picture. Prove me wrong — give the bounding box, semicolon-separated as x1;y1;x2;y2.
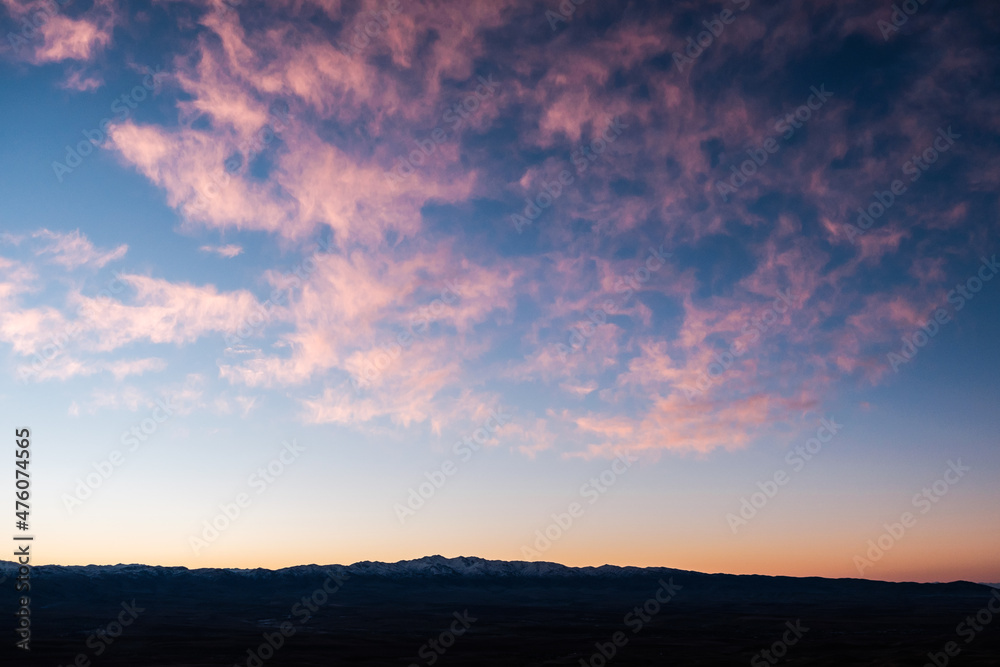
2;556;998;666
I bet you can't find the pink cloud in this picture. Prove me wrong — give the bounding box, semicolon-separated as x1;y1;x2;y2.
17;355;166;383
32;228;127;269
199;244;244;258
73;273;265;350
1;0;115;64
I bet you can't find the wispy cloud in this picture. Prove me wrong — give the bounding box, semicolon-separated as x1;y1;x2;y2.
1;0;116;65
32;228;127;270
199;244;244;258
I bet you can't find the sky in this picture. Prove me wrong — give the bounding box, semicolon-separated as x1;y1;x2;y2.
0;0;998;583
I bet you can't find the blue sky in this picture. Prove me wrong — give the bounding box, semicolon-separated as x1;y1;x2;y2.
0;0;998;581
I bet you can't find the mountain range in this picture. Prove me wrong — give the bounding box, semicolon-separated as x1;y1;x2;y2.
4;556;999;666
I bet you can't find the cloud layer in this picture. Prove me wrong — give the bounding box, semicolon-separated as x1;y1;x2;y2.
2;0;998;458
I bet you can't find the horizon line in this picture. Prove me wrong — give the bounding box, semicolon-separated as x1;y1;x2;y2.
3;555;997;586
